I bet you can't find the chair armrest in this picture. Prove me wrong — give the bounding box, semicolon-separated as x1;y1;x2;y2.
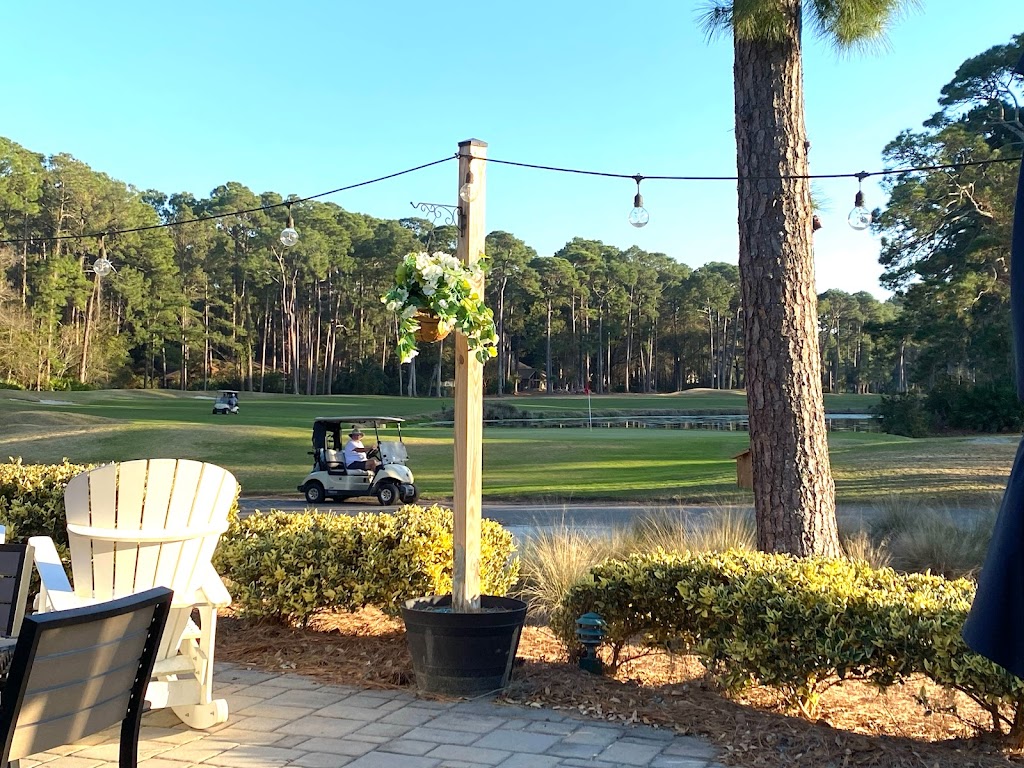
28;536;78;612
195;563;232;608
66;521;228;542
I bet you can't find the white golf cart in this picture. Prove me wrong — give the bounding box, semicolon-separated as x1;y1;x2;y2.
298;417;418;506
212;390;239;415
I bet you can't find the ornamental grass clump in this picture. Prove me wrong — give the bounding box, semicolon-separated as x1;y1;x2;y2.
381;251;498;364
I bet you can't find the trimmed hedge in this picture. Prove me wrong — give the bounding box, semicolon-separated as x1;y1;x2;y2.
0;463;520;629
0;459;240;548
554;550;1024;730
0;459;92;549
213;506;520;625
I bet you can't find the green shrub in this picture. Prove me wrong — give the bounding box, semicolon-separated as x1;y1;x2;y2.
926;380;1024;433
553;550;1024;731
0;459;92;548
874;391;930;437
214;505;519;625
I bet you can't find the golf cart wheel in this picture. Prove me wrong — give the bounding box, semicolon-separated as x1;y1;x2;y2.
376;483;399;506
401;485;419;504
304;482;325;505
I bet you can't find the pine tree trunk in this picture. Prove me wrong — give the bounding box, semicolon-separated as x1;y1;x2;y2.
733;2;840;557
496;275;508;396
546;297;553;394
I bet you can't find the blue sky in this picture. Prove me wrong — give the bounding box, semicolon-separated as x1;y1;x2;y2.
2;2;1018;299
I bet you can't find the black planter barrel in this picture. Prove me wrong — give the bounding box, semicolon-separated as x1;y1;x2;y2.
401;594;527;696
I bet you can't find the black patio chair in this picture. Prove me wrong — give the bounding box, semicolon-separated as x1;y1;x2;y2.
0;544;33;640
0;587;173;768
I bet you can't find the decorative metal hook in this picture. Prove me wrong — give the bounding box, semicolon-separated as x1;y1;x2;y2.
410;201;460;228
409;201;465;247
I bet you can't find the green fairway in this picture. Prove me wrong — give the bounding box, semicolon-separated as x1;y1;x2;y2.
0;389;1008;505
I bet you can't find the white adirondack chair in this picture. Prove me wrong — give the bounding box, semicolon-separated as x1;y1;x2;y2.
29;458;237;729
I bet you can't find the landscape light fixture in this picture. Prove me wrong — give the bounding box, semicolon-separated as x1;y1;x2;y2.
847;172;872;231
459;169;478;203
575;612;606;674
280;203;299;247
628;175;649;228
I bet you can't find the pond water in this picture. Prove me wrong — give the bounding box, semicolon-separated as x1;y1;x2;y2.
468;413;878;431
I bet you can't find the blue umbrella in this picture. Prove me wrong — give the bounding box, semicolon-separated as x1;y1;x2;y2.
962;51;1024;677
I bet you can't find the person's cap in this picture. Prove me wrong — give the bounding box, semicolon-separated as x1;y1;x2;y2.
349;426;364;437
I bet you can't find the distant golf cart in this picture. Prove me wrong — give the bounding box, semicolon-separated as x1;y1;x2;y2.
298;417;418;506
212;390;239;415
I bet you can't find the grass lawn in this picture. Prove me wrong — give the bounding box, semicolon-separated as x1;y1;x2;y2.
0;389;1010;505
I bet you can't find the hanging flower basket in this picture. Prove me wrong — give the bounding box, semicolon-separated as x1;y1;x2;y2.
414;311;451;343
381;251;498;363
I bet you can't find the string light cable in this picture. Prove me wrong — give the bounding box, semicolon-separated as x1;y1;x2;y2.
480;153;1020;181
0;155;457;246
0;152;1019;246
480;153;1021;230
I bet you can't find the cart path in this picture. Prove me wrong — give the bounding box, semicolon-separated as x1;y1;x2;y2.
237;497;990;534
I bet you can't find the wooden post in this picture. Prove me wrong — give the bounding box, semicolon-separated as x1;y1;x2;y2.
453;139;487;613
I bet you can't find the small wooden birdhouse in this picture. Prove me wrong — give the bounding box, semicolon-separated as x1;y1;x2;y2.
733;448;753;490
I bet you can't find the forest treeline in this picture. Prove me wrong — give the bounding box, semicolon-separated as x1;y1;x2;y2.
0;34;1020;399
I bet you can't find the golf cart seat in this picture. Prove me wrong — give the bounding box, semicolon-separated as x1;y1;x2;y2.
320;449;374;478
322;448;346;474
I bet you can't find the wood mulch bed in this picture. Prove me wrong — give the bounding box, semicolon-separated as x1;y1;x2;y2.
217;609;1023;768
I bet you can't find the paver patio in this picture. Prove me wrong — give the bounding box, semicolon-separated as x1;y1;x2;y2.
18;663;727;768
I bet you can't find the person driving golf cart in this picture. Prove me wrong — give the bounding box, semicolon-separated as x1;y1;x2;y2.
343;426;380;473
299;416;417;505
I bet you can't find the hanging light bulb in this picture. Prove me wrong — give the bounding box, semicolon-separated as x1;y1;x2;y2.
90;234;115;277
628;175;649;228
280;203;299;247
459;169;478;203
92;256;113;277
847;173;872;231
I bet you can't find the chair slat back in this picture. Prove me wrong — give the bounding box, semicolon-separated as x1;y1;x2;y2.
113;460;149;597
0;544;33;638
63;460;237;661
0;587;172;764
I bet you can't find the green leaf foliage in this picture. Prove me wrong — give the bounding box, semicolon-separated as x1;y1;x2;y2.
213;505;519;626
553;550;1023;726
0;459;93;549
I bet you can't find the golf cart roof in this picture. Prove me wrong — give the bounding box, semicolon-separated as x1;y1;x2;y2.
220;390;239;396
312;417;405;426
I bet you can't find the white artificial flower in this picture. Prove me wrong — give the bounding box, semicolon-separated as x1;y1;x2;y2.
401;304;419;319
